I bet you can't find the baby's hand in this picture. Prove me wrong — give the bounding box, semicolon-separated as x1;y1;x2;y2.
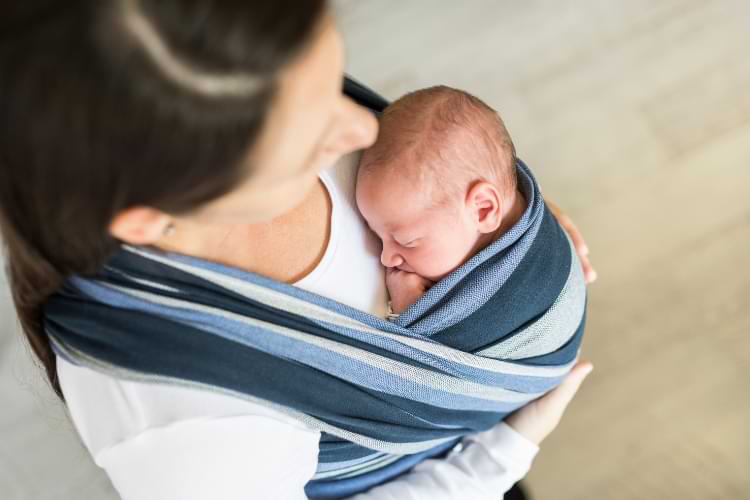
385;268;434;314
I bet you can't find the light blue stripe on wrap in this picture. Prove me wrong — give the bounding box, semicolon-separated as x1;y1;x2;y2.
314;452;406;479
328;453;405;480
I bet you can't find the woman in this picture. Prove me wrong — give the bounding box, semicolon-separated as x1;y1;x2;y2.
0;1;595;499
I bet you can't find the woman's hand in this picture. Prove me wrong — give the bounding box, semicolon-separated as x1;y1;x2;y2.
546;200;597;284
505;361;593;445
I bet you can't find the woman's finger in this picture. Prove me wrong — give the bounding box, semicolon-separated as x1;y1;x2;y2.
545;199;586;253
579;254;597;284
564;222;596;282
546;199;596;283
565;219;589;257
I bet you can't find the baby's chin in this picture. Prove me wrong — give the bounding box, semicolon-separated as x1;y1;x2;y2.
424;271;449;283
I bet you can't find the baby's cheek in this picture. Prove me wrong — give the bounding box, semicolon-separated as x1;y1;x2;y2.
429;238;471;275
412;245;448;274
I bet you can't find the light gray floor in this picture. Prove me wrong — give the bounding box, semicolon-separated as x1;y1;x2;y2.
2;1;749;499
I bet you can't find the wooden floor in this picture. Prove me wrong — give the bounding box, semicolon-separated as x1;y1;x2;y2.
1;1;749;499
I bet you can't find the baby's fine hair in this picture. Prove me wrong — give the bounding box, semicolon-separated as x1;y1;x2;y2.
359;85;517;206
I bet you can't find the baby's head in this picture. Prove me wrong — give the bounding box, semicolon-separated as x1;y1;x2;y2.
356;86;519;281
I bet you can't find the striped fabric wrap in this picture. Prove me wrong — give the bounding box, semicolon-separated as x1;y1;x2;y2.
43;160;586;498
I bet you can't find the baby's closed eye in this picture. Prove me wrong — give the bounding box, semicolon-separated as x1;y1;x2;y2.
399;238;422;248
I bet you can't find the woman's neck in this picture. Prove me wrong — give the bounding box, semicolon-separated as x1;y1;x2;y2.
152;179;332;283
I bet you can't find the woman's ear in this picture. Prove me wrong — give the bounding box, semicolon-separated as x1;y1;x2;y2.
465;181;503;234
108;206;173;244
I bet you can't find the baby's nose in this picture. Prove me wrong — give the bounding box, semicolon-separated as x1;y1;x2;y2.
381;247;404;268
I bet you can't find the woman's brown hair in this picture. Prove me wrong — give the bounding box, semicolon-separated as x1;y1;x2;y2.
0;0;327;399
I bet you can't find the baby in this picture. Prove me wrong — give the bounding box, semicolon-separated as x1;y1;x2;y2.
356;85;529;315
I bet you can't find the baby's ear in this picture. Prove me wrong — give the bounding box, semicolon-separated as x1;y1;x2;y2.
466;181;503;234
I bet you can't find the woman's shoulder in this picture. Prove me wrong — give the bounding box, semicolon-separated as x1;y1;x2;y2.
56;355;320;459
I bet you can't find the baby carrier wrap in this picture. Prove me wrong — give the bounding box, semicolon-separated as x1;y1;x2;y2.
44;78;587;499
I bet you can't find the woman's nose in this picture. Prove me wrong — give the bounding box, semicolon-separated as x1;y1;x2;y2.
381;244;404;268
327;97;379;155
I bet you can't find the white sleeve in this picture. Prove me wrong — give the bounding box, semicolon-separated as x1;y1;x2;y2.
97;417;537;500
